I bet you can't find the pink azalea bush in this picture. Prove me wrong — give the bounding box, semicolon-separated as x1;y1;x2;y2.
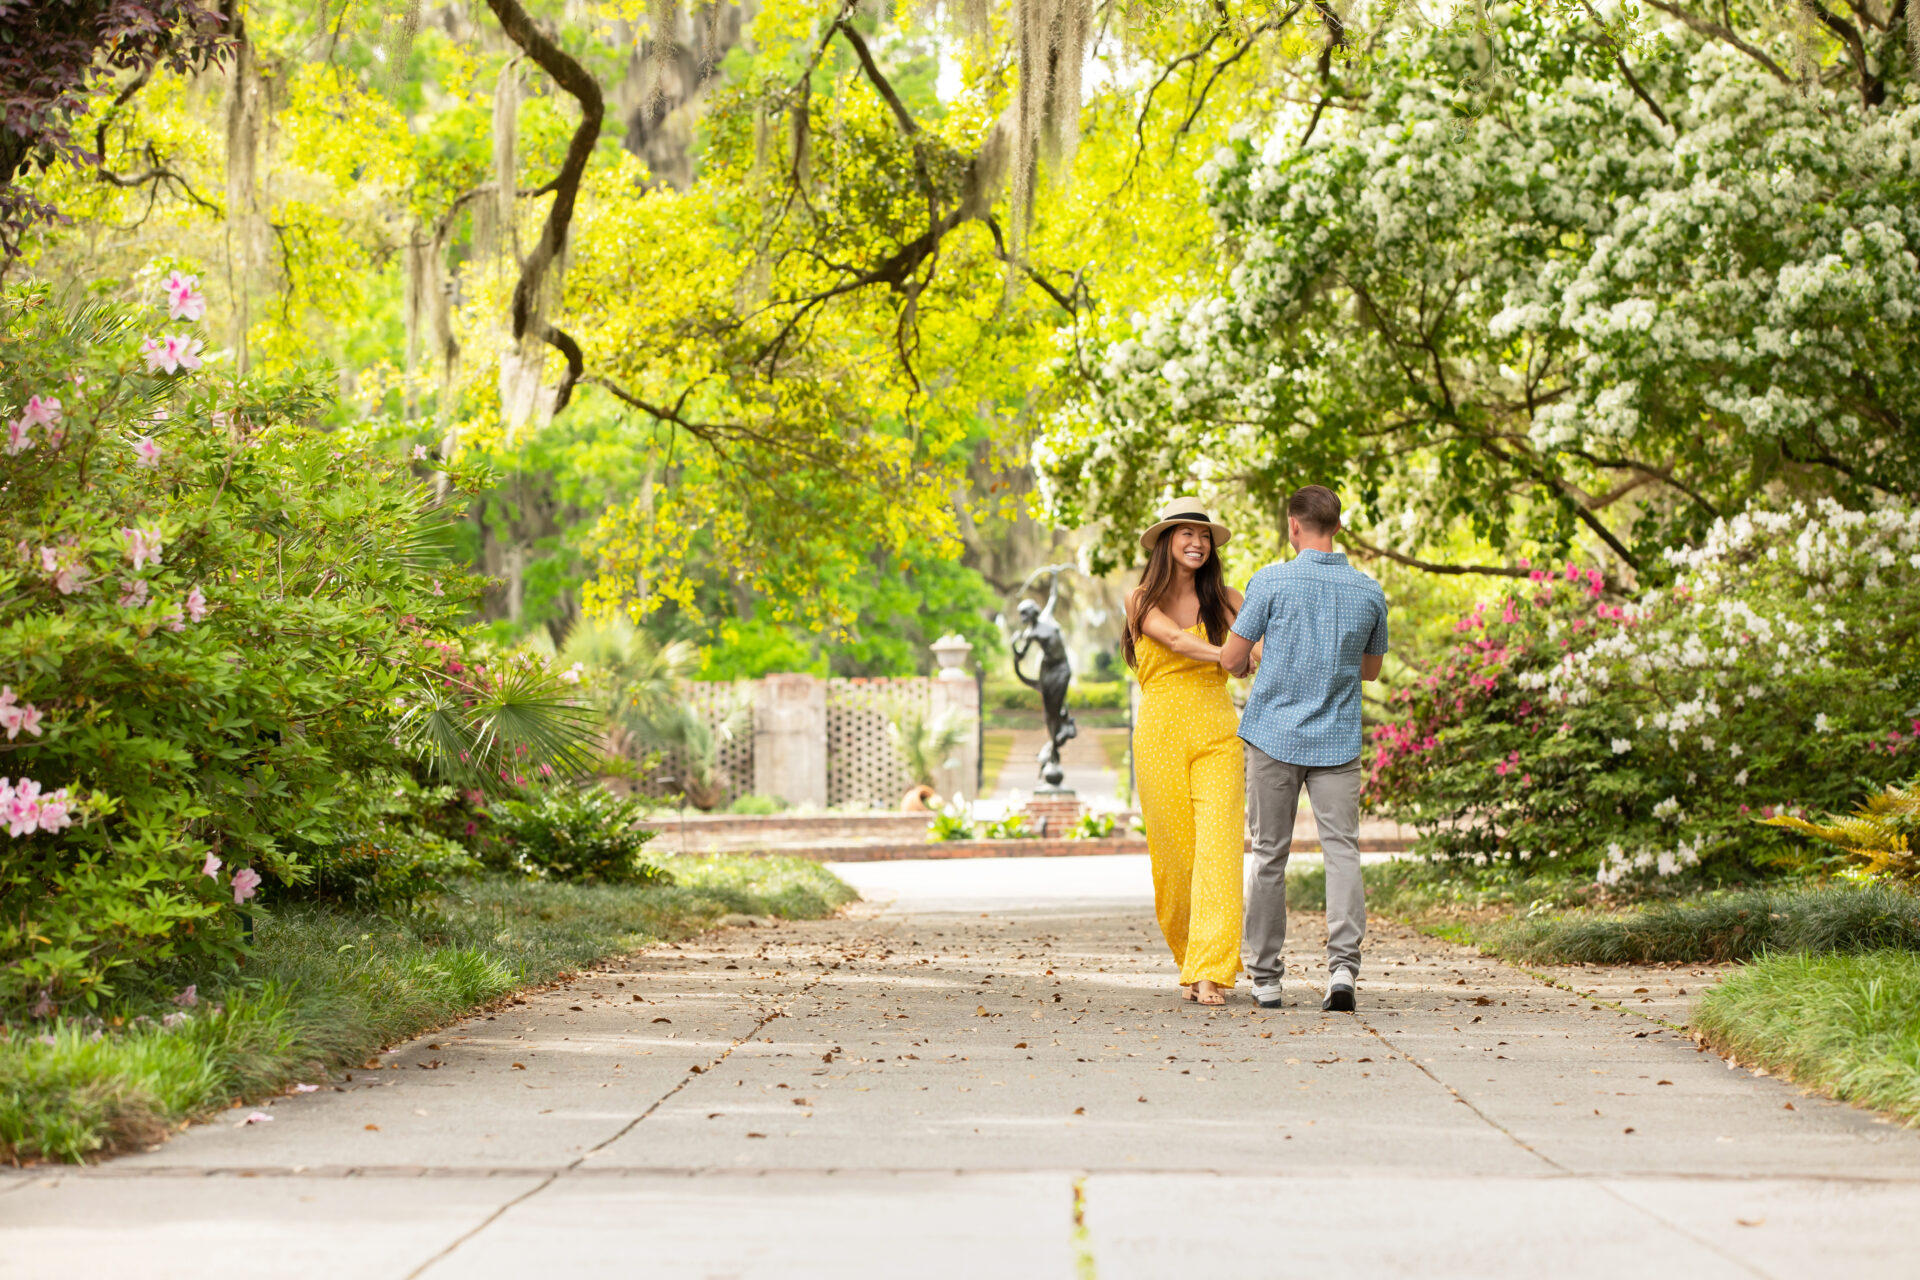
1367;500;1920;892
0;283;532;1013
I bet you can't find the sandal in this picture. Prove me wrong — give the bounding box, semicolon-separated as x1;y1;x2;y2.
1194;980;1227;1007
1180;983;1197;1002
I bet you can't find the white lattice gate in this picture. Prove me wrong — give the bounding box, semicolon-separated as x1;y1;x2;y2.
826;678;923;810
637;682;755;809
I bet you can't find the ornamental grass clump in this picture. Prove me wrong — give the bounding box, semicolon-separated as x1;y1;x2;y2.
0;284;590;1017
1367;499;1920;891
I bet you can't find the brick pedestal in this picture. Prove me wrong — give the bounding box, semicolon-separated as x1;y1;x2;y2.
1021;790;1083;837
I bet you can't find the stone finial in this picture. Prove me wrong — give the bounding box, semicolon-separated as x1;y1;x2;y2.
930;633;973;681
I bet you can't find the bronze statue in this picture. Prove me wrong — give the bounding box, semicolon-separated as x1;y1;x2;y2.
1010;566;1077;789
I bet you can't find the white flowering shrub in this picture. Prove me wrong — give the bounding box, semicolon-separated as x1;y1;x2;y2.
1037;11;1920;573
1367;499;1920;889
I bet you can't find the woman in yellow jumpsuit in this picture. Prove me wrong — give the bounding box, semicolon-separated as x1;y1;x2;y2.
1125;498;1250;1007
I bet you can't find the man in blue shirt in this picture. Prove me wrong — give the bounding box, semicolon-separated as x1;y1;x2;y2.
1219;485;1388;1011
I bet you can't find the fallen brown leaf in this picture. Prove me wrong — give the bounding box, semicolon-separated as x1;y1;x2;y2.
511;1063;526;1070
1072;1106;1085;1115
652;1017;671;1024
1014;1042;1028;1049
364;1124;380;1131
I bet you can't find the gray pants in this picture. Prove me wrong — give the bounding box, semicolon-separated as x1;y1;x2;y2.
1244;746;1366;986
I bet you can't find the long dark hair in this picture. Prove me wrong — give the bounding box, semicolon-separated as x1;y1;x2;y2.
1123;527;1235;669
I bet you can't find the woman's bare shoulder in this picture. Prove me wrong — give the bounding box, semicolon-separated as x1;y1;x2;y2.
1225;586;1245;610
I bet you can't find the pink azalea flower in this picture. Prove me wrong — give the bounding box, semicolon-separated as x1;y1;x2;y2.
119;578;151;609
431;579;444;596
185;584;208;622
4;418;29;455
292;1083;319;1093
133;436;163;467
35;789;70;833
52;566;86;595
141;334;204;375
411;444;429;461
174;984;199;1007
0;698;43;741
202;851;222;878
163;270;206;322
21;395;60;428
231;866;262;905
6;777;42;836
122;526;163;571
242;1112;274;1125
30;991;53;1019
162;606;185;632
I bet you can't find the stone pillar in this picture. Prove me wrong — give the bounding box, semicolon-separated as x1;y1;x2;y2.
928;635;979;805
753;674;827;810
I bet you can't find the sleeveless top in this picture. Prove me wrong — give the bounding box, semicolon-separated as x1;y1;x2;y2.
1134;623;1232;702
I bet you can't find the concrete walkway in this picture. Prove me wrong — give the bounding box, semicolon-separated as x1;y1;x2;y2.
4;855;1918;1279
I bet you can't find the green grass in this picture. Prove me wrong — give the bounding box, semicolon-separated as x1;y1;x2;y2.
1694;951;1920;1126
979;730;1013;793
0;856;854;1164
1283;859;1572;917
1480;884;1920;965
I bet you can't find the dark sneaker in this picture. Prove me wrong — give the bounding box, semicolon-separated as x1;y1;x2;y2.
1321;967;1357;1012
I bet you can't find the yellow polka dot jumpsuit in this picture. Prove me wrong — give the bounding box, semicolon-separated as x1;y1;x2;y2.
1133;625;1245;989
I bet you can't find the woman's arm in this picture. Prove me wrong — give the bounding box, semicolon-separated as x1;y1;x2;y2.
1139;606;1223;663
1219;587;1260;675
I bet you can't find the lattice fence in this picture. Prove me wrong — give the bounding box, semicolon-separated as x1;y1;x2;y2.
827;677;925;810
627;676;938;811
633;682;756;809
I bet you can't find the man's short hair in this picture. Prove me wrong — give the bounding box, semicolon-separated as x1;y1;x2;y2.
1288;485;1342;535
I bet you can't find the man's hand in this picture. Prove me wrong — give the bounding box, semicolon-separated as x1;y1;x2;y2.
1361;653;1384;682
1220;631;1255;678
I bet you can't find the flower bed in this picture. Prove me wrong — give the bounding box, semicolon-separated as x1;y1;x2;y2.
1367;500;1920;889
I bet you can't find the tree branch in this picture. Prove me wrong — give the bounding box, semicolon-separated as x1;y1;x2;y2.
1642;1;1794;82
1342;534;1534;579
481;0;604;346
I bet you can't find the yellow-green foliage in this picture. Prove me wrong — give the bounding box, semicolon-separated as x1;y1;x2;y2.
1765;779;1920;884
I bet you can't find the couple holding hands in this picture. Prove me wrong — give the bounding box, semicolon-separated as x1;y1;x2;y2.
1124;486;1388;1011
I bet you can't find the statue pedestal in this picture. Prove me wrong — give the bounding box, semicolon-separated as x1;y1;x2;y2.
1022;790;1082;838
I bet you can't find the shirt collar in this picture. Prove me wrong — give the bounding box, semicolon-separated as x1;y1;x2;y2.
1293;548;1349;566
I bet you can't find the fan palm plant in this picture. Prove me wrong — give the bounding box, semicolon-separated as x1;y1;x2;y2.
888;704;968;791
560;615;699;758
393;654;603;795
633;691;751;811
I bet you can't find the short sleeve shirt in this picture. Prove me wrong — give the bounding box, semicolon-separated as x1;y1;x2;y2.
1231;549;1388;767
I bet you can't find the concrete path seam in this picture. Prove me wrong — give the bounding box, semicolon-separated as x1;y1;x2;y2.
403;909;897;1279
1357;1018;1568;1170
1586;1178;1779;1280
401;1170;559;1280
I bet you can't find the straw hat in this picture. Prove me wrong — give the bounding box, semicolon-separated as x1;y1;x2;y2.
1139;496;1233;551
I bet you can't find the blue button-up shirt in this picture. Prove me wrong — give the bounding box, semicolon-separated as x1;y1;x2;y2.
1231;549;1389;767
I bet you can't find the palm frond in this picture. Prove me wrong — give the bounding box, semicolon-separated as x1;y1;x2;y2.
394;664;601;793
